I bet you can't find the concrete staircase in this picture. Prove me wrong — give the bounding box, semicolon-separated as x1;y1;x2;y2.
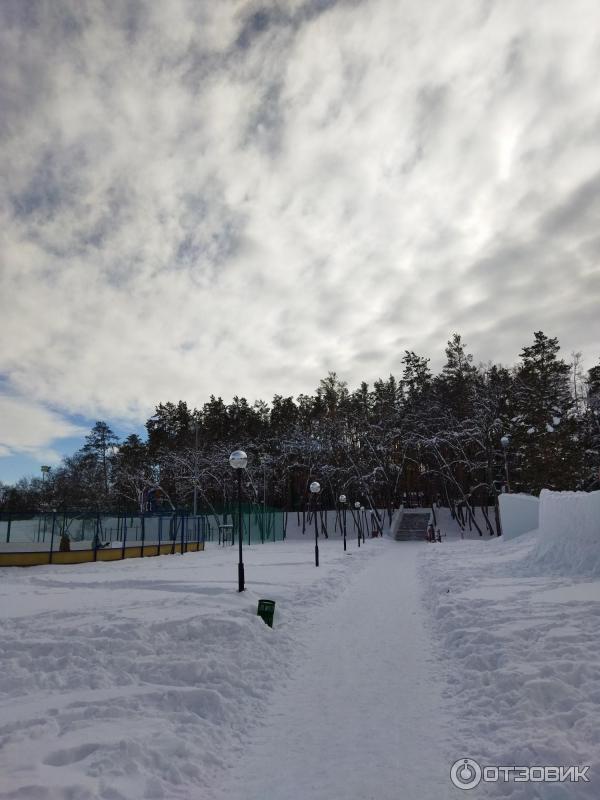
394;512;431;542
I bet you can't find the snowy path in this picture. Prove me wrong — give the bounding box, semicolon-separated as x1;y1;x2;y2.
216;542;453;800
1;538;456;799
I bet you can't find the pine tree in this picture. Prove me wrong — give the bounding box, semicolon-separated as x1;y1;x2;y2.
436;334;479;419
270;395;299;436
401;351;432;407
146;401;195;451
582;360;600;488
82;421;119;497
510;332;581;493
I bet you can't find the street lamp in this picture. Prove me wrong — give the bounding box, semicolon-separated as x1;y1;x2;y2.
229;449;248;592
361;505;366;543
310;481;321;567
500;435;510;492
339;494;347;551
354;501;361;548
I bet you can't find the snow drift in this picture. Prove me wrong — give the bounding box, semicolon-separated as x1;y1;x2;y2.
521;489;600;577
499;492;539;539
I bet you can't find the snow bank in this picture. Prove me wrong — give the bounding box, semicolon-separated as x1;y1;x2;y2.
523;489;600;577
499;493;539;540
420;539;600;800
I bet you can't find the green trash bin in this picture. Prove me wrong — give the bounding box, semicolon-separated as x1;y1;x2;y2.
257;599;276;628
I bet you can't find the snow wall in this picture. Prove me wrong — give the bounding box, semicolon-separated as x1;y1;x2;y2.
522;490;600;578
499;493;539;540
390;507;403;538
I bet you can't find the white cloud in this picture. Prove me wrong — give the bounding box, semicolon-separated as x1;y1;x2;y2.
0;394;86;461
0;0;599;454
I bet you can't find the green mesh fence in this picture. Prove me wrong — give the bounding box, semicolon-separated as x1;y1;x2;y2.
203;504;285;545
0;506;286;547
0;511;207;548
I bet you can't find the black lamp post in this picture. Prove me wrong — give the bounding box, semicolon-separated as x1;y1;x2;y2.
310;481;321;566
229;449;248;592
501;435;510;492
361;506;366;543
339;494;347;551
354;501;361;547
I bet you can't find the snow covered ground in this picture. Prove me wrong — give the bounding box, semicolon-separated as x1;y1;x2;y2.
421;490;600;799
0;496;598;799
422;536;599;799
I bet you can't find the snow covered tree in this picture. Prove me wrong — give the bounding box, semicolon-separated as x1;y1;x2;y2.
6;336;592;511
111;434;160;510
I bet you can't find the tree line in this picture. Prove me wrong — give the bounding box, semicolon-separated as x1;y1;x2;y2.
2;332;599;525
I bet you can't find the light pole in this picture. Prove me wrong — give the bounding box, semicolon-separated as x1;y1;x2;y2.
339;494;347;551
354;501;361;547
260;455;269;543
229;450;248;592
40;466;51;516
310;481;321;566
501;435;510;492
361;505;366;543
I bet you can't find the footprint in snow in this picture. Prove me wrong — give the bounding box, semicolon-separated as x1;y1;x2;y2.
43;743;100;766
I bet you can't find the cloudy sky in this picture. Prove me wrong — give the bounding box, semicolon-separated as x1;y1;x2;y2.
1;0;599;482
